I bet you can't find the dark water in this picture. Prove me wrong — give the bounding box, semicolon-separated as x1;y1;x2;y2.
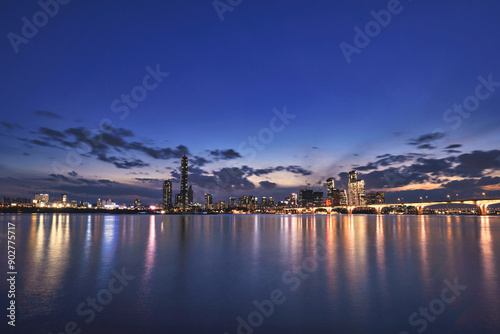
1;214;499;334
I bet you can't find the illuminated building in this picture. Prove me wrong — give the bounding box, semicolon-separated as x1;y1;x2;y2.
163;179;172;209
34;193;49;207
366;192;385;204
299;189;314;207
188;185;193;204
326;178;335;199
348;170;366;205
205;193;213;208
313;191;324;206
238;195;248;207
180;155;188;210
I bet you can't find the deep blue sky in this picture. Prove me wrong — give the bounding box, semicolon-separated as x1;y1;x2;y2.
1;0;500;204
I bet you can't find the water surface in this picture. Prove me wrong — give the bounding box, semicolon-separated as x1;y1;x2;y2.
1;214;499;333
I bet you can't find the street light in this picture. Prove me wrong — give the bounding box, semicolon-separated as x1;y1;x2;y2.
483;192;486;199
420;196;423;203
447;194;450;201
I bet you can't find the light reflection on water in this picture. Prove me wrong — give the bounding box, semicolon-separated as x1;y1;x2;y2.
0;213;499;333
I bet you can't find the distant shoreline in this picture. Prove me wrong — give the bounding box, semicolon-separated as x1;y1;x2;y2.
0;207;498;215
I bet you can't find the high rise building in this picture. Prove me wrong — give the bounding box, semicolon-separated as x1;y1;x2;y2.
175;193;182;205
348;170;366;206
313;191;324;206
268;197;275;207
290;193;298;206
367;192;386;204
35;193;49;207
228;197;236;208
188;185;193;204
299;189;314;207
163;179;173;209
376;192;385;204
238;195;248;207
205;193;213;208
61;194;67;204
326;178;335;198
331;189;348;206
180;155;188;210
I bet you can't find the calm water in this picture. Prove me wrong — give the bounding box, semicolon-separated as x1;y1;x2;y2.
1;214;499;334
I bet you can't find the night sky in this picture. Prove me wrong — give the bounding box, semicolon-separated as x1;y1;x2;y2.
1;0;500;204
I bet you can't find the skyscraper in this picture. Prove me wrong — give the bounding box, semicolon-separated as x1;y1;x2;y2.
313;191;324;206
188;185;193;204
326;178;335;198
348;170;366;206
180;155;188;210
299;189;314;207
205;193;213;209
61;193;67;204
163;179;172;209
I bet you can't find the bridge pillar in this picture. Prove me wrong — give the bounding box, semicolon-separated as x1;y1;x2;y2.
476;203;488;216
347;206;354;214
375;207;382;214
415;206;424;215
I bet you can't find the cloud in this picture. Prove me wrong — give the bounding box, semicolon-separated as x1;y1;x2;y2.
192;156;211;167
0;122;21;131
451;150;500;177
445;144;462;149
209;149;242;160
417;144;436;150
408;132;445;146
285;165;313;176
34;111;63;119
259;181;277;189
112;159;149;169
68;171;78;177
96;154;149;169
342;149;500;192
40;127;66;139
442;176;500;190
18;125;191;169
356;154;415;171
135;178;162;183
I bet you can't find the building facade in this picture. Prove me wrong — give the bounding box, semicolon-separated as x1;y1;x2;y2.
348;170;366;206
163;179;172;209
180;155;188;210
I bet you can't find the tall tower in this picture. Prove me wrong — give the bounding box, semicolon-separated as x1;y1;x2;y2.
163;179;172;209
326;178;335;198
205;193;213;209
326;177;335;203
188;185;193;204
348;170;366;206
180;155;188;210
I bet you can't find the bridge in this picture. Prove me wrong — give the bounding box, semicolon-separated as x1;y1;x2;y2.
278;198;500;216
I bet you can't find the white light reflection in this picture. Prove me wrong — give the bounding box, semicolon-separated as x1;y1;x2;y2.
479;216;499;320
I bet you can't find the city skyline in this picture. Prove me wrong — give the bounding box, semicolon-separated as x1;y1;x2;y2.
1;1;499;204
